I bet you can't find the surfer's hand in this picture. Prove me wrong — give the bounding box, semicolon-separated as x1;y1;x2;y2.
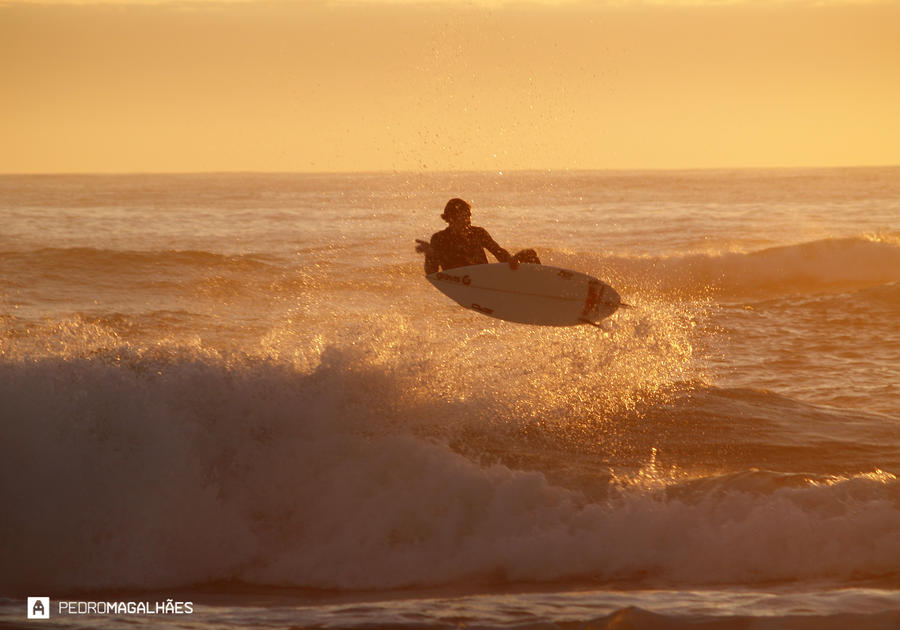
415;239;433;255
508;254;520;270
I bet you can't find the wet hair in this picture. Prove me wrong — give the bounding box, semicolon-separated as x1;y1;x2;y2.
441;198;471;222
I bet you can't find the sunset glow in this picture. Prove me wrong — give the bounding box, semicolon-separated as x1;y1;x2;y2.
2;0;898;172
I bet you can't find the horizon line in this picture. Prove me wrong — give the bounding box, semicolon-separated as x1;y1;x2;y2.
2;164;899;177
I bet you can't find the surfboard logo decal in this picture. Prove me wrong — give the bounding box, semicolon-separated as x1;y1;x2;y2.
436;272;471;286
471;303;494;315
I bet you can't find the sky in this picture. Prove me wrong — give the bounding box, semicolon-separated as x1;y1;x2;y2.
1;0;899;173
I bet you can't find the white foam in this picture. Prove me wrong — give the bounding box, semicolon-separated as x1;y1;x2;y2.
2;345;898;593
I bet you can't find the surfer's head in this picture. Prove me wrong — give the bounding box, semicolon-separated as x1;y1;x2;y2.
441;198;472;227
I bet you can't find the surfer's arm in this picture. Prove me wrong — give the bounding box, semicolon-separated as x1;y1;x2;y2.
478;229;525;269
415;238;440;274
477;228;512;264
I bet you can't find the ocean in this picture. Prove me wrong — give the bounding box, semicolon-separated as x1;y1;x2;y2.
1;168;899;629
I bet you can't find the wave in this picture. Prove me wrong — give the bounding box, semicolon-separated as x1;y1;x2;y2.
550;235;900;298
6;235;899;300
0;247;277;276
564;608;900;630
0;247;302;305
291;602;900;630
2;343;898;594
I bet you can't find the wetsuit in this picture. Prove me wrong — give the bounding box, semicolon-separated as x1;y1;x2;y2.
424;226;540;274
426;226;511;273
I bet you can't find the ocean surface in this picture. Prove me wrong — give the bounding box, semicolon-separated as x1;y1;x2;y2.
1;168;899;629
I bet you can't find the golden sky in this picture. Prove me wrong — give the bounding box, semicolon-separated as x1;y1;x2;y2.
2;0;898;173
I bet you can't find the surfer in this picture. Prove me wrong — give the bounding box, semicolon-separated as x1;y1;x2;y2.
415;198;540;274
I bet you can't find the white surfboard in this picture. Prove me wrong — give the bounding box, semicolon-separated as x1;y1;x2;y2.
426;263;623;327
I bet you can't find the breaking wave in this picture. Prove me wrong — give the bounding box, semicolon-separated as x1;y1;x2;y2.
1;340;898;594
551;235;900;298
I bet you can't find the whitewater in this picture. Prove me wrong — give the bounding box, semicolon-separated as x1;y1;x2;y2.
1;168;899;629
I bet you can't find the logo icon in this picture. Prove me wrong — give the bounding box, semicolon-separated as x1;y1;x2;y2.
27;597;50;620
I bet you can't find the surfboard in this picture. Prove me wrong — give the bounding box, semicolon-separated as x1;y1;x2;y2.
425;263;623;327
